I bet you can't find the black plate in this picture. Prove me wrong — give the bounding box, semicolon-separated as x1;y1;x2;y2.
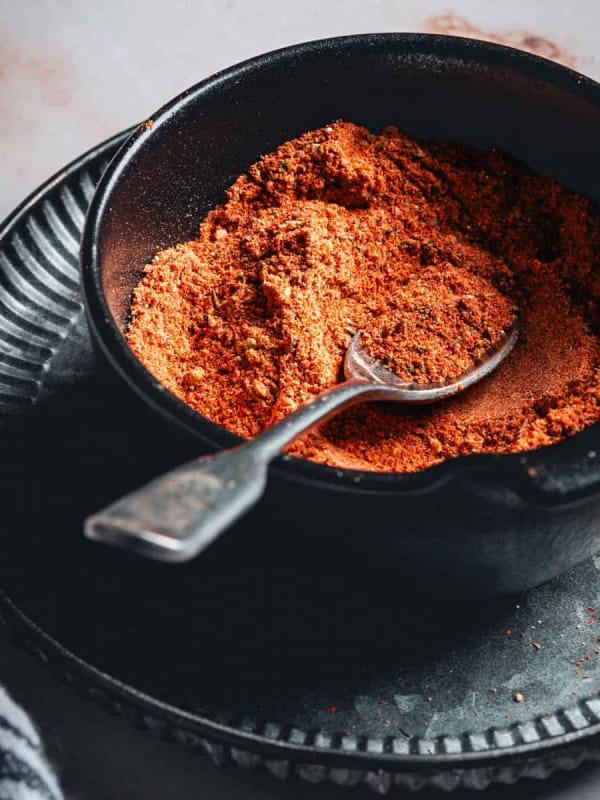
4;134;600;794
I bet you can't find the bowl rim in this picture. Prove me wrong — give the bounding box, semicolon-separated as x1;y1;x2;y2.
80;31;600;505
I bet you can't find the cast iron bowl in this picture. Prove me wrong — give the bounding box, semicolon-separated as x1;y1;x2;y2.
81;33;600;595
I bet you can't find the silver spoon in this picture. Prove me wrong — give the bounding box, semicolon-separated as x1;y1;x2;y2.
84;324;518;562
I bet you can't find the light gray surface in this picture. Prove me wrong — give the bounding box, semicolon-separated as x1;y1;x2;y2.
1;0;600;797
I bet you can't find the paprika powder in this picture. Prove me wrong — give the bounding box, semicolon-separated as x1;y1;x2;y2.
127;122;600;473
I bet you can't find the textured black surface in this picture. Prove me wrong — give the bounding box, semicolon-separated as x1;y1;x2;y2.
4;51;600;792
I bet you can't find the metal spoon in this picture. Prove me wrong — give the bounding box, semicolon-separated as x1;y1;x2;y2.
84;324;518;562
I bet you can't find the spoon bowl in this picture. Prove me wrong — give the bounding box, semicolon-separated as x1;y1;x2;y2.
345;324;518;402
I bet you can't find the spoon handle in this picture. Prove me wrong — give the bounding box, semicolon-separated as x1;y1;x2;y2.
84;379;380;562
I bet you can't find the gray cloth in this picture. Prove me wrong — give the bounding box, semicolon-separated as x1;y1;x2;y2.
0;689;62;800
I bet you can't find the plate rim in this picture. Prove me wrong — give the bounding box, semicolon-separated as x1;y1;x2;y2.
2;589;600;773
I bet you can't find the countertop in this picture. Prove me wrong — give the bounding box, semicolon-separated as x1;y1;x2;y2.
2;1;600;797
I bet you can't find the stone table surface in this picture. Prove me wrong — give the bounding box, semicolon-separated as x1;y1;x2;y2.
1;1;600;797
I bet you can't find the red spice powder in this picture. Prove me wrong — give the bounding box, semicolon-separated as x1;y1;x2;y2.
127;122;600;473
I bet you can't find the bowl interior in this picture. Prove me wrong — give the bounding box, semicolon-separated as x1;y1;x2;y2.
97;35;600;329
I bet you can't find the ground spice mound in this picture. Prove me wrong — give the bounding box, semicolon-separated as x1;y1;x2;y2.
127;122;600;473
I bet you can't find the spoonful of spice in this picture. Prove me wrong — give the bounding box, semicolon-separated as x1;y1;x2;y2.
85;265;517;562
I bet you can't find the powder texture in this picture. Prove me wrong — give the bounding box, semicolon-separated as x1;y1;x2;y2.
361;265;515;384
127;122;600;473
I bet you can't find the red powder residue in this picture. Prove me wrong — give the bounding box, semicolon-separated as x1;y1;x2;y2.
423;14;577;68
0;41;78;129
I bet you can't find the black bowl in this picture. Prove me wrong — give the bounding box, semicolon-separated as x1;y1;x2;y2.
81;33;600;595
